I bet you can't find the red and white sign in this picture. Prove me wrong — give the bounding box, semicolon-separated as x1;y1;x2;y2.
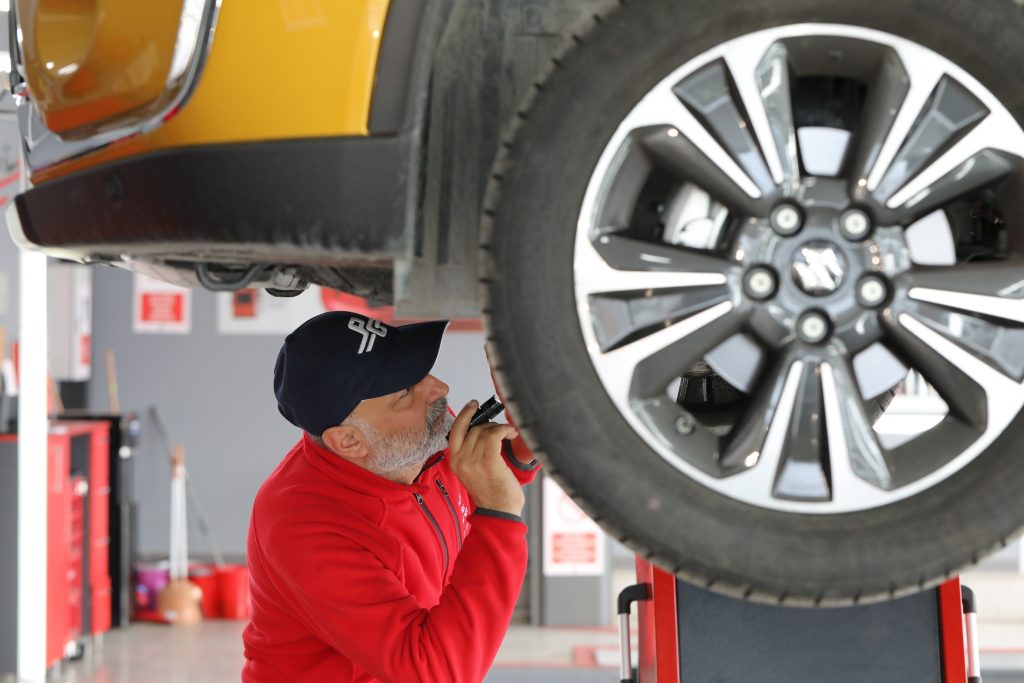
551;532;598;565
79;333;91;368
542;477;606;577
133;273;191;334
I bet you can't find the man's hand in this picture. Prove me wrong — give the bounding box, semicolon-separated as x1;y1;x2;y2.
449;401;525;517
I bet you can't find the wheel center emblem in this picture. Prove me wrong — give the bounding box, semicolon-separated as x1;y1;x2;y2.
791;241;847;296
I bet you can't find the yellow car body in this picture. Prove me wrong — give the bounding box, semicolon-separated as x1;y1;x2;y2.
8;0;495;313
18;0;391;184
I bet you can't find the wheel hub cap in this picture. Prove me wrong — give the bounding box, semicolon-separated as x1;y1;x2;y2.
791;241;847;296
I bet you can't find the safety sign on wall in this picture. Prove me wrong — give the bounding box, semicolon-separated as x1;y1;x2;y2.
132;273;192;334
215;287;346;335
542;476;607;577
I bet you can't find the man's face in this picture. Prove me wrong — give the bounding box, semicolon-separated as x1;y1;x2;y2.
348;374;455;474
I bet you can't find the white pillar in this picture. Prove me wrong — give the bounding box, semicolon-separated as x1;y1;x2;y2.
15;222;47;679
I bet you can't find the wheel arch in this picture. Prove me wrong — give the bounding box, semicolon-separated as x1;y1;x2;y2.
395;0;616;318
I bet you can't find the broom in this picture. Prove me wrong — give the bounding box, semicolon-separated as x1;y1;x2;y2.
156;443;202;624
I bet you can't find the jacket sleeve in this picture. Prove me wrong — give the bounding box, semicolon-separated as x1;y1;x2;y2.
262;511;528;683
501;437;540;485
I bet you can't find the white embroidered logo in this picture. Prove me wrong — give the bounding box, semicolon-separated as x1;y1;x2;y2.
348;317;388;354
458;494;470;526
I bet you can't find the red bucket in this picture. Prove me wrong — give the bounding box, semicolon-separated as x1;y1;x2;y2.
216;564;251;620
188;564;221;618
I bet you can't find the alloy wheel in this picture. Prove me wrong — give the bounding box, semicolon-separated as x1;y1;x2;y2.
574;24;1024;513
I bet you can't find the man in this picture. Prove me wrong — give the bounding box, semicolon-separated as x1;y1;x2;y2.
242;311;539;683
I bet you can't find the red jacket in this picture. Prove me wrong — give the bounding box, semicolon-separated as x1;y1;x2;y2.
242;434;539;683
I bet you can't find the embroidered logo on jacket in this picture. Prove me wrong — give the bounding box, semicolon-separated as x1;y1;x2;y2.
348;317;388;354
457;494;471;532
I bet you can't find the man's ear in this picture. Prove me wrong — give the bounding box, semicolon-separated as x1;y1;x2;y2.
322;424;369;461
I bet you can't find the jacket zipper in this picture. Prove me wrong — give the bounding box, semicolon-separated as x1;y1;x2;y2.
435;480;463;551
413;453;445;483
413;492;449;576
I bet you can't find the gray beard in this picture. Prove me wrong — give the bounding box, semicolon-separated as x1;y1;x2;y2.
349;398;454;476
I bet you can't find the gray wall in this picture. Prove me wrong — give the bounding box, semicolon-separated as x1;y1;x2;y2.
86;266;494;559
0;226;19;340
0;112;22;339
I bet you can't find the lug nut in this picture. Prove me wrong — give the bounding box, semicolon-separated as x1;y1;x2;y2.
857;275;888;308
770;203;803;236
675;414;696;435
840;208;872;241
744;266;778;300
797;311;831;344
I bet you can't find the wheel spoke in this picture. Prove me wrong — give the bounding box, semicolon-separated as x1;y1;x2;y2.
723;40;800;192
590;301;749;406
588;287;734;353
862;55;946;193
669;59;775;196
820;362;894;505
846;50;913;194
867;71;1024;210
887;127;1024;215
718;358;804;496
875;75;990;200
770;361;830;501
576;233;734;297
623;80;765;202
898;298;1024;384
903;260;1024;324
890;150;1017;219
632;399;723;477
901;261;1024;380
640;130;768;218
881;311;1019;430
883;414;991;488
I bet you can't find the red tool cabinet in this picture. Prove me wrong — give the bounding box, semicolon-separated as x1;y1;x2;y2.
0;420;112;676
53;420;112;640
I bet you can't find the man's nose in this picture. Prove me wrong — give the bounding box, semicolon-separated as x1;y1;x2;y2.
423;375;449;402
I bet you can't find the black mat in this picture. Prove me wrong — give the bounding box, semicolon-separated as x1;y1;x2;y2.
984;673;1024;683
484;667;1021;682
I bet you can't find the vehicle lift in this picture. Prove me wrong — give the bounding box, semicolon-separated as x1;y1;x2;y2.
618;559;981;682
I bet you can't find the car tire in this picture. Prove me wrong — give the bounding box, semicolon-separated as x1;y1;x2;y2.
483;0;1024;604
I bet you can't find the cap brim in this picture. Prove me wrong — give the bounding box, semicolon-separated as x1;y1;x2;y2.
365;319;449;398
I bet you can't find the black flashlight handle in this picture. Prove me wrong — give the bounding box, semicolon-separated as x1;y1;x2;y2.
469;395;504;428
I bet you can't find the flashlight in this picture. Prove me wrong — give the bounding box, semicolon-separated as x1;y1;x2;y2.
469;395;505;428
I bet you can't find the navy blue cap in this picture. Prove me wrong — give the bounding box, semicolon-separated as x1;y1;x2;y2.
274;311;449;435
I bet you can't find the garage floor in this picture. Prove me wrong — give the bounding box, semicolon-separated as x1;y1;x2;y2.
50;621;624;682
42;619;1024;683
35;566;1024;682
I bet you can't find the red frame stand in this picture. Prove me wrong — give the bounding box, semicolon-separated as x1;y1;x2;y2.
620;558;978;683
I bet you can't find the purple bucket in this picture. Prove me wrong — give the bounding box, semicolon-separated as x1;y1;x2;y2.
133;561;170;613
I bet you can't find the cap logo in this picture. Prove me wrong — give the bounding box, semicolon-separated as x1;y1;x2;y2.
348;317;388;354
